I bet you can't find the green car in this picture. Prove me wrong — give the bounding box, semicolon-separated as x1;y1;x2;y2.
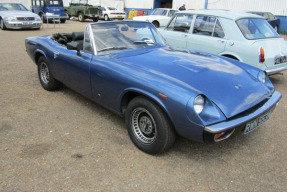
65;0;101;22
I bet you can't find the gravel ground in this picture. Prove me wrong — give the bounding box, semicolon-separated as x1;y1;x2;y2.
1;20;287;192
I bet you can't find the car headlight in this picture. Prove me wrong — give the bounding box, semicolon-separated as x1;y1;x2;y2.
5;16;16;21
258;71;266;84
194;95;205;114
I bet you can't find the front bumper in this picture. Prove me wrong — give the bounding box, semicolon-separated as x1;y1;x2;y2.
204;91;281;140
5;21;42;29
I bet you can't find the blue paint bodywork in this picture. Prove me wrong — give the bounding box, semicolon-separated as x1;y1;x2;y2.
25;21;281;142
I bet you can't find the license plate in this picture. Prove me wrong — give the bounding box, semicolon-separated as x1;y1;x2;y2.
117;16;123;18
244;111;271;134
275;56;287;64
23;22;31;25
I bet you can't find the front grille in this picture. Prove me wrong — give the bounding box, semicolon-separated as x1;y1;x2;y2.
17;17;34;21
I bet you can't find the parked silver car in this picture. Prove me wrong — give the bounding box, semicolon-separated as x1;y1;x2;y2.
0;3;42;30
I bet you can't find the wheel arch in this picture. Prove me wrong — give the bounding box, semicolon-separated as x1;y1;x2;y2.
120;89;176;131
152;20;160;27
34;50;47;65
220;53;242;61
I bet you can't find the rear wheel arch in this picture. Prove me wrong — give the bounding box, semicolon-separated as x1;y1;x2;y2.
35;51;45;65
221;54;240;61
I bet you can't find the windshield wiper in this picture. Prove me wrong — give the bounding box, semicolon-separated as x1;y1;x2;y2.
97;46;129;52
133;41;159;46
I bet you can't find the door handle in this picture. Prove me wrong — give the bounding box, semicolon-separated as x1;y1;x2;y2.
217;40;225;43
53;51;60;59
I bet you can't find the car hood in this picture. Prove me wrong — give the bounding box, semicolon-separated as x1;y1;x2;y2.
0;11;38;17
111;47;272;118
133;15;169;21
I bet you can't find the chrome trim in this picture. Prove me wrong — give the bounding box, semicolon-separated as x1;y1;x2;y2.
204;91;281;134
266;65;287;75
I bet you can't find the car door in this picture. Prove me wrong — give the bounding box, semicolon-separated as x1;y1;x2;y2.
52;30;93;98
186;16;226;54
162;13;194;49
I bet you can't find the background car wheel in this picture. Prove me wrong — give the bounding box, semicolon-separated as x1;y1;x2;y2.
125;96;176;154
152;21;159;28
60;19;66;23
274;25;278;32
37;56;61;91
1;19;7;30
65;11;70;20
93;17;99;22
104;14;110;21
78;13;84;22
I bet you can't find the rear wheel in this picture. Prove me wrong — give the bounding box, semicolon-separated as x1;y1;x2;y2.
78;13;84;22
92;17;98;22
37;56;61;91
0;19;7;30
125;97;176;154
60;19;66;23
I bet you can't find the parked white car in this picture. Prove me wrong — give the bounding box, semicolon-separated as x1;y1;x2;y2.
133;8;178;28
100;7;126;21
158;10;287;75
0;3;42;30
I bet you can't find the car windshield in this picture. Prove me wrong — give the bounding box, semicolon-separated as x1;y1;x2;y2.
151;9;167;16
46;0;63;7
0;3;28;11
236;18;279;40
90;22;166;55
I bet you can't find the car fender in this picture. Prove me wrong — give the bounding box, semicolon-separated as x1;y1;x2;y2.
119;87;175;126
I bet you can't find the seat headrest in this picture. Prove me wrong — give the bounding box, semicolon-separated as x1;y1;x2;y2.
72;32;84;41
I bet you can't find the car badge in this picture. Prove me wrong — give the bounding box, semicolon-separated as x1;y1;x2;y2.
24;17;28;21
235;84;242;89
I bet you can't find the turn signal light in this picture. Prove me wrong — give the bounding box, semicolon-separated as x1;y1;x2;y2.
259;47;265;63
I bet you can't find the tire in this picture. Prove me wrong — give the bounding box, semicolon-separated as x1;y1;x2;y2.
104;14;110;21
37;56;61;91
152;21;159;28
78;13;84;22
125;96;176;154
65;11;70;20
60;19;66;23
93;17;99;22
274;25;278;33
1;19;7;30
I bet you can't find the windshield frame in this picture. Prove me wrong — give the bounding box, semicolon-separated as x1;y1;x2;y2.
236;17;280;40
88;21;166;55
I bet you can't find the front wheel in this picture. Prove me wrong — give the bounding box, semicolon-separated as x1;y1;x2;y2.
125;97;176;154
152;21;159;28
274;25;278;33
104;14;110;21
92;17;98;22
1;19;7;30
37;56;61;91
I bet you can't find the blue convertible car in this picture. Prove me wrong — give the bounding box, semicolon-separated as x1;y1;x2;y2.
25;21;281;154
